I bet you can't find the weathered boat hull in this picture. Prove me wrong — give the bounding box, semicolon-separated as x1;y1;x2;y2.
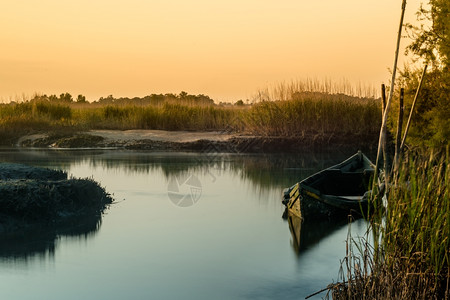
282;152;374;219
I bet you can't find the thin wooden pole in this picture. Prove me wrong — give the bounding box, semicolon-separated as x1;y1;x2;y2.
381;84;387;115
400;64;428;152
381;84;388;176
394;88;404;168
375;0;407;179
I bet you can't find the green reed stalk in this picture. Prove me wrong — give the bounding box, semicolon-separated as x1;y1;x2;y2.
333;150;449;299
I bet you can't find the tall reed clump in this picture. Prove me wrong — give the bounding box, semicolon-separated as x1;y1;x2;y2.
76;102;240;131
245;79;382;137
255;78;379;101
243;94;381;137
381;151;449;297
0;101;74;145
0;101;72;123
332;150;449;299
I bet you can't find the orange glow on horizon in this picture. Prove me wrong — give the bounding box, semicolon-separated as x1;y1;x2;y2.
0;0;423;103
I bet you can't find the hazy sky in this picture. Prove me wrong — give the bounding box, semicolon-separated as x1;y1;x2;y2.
1;0;424;102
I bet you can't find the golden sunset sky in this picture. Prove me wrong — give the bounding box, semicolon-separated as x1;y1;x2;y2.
1;0;424;102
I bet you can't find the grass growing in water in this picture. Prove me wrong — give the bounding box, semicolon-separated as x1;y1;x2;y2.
332;150;449;299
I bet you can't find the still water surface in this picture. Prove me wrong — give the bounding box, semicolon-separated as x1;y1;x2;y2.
0;150;369;300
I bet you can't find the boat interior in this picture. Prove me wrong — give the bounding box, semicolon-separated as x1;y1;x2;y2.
309;168;374;196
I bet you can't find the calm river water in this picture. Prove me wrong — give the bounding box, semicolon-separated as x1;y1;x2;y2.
0;149;369;300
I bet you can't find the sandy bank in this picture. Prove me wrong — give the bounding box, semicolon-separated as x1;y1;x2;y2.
16;129;379;152
90;129;236;143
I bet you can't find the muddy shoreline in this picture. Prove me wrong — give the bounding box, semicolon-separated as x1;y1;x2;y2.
16;129;379;153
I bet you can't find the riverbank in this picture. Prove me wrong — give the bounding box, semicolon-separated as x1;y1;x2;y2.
0;91;382;151
15;129;379;153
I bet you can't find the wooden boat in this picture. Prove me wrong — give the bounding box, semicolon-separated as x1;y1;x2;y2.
282;151;375;219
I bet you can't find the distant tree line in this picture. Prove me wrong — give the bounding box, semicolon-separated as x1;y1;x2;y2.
26;91;254;107
95;91;215;106
29;93;87;104
28;91;217;106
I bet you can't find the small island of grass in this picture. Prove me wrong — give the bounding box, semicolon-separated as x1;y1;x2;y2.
0;163;113;234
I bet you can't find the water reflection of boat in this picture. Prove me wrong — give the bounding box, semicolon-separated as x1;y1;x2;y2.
287;213;302;254
285;209;349;255
282;151;375;219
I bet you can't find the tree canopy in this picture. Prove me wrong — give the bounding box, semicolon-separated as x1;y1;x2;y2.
400;0;450;148
406;0;450;69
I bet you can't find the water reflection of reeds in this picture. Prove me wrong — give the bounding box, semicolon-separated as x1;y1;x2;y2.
1;149;352;185
0;149;369;260
6;149;361;183
0;149;372;211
